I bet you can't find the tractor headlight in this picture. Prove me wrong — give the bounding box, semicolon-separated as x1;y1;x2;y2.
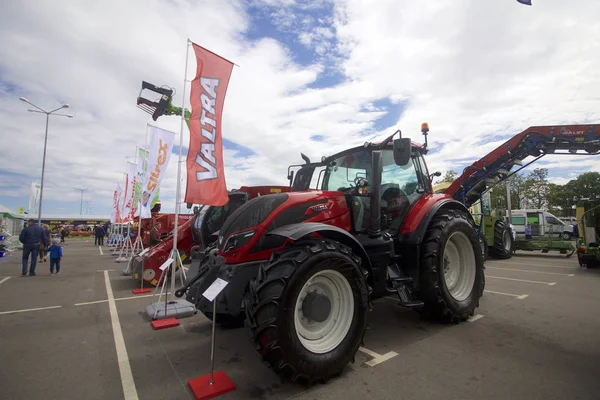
223;230;256;253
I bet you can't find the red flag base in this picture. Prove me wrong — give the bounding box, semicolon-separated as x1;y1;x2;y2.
132;288;152;294
151;318;180;330
188;370;236;400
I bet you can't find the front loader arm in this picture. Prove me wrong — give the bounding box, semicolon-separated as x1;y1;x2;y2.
136;80;191;129
445;124;600;207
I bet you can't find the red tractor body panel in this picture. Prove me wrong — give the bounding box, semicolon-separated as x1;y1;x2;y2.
221;191;352;264
400;193;453;234
133;185;293;286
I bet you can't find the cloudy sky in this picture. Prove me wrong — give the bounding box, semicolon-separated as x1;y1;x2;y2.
1;0;599;217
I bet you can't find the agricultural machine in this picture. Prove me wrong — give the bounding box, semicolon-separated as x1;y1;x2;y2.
175;124;486;384
576;198;600;268
129;186;291;286
432;181;514;260
443;124;600;260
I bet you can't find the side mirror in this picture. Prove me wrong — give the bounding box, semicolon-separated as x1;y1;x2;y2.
393;138;412;166
287;169;294;186
186;202;193;209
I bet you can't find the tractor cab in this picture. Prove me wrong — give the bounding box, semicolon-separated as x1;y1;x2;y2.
318;142;431;235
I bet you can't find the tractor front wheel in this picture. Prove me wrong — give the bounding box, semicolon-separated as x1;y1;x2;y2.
245;239;369;385
488;220;513;260
419;210;485;323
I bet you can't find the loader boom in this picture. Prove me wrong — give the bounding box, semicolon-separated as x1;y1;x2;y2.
446;124;600;208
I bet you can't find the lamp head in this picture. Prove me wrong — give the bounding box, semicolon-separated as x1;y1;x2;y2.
19;97;28;102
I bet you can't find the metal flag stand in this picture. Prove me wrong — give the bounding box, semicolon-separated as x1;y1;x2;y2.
145;38;195;326
187;277;236;399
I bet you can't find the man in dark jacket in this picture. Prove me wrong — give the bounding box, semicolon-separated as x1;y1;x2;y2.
94;224;105;246
19;219;46;276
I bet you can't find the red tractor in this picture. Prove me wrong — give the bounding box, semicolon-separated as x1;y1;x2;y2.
176;124;485;384
131;186;291;286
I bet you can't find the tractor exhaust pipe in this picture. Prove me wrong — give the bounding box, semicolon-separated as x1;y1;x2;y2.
368;150;383;237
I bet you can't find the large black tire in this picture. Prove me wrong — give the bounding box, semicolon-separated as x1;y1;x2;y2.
479;233;489;262
245;239;369;385
203;311;246;329
419;210;485;323
488;220;513;260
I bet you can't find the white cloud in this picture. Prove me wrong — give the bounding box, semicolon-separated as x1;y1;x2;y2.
1;0;599;217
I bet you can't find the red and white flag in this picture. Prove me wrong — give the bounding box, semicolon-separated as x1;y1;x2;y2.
111;182;123;224
184;42;234;206
121;163;137;223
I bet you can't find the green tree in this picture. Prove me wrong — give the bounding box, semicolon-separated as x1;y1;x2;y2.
435;169;458;185
522;168;549;209
548;172;600;215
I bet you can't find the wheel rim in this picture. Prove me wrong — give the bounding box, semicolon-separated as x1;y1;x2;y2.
294;269;354;354
503;230;512;252
442;231;477;302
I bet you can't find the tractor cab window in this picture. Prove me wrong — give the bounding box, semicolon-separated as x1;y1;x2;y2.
321;148;427;233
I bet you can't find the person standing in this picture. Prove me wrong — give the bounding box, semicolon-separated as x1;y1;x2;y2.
60;227;67;243
94;224;105;246
525;223;533;240
40;224;51;262
46;238;63;275
19;219;46;277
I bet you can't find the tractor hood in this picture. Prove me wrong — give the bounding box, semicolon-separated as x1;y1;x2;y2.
217;191;352;258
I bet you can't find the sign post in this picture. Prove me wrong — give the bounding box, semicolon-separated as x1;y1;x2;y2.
187;278;236;399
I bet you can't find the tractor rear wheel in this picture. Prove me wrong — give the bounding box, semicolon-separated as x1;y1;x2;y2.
488;220;513;260
245;239;369;385
419;210;485;323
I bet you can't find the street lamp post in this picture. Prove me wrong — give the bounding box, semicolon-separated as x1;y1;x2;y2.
19;97;73;225
75;188;89;214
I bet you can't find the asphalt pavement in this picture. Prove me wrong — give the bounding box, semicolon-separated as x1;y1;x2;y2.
1;240;599;400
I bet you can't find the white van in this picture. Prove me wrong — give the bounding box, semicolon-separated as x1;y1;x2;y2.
508;209;574;240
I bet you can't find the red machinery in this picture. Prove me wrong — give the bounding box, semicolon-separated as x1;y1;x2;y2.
445;125;600;207
130;185;291;286
176;125;487;384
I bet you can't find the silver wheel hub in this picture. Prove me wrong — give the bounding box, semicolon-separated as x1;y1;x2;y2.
294;269;354;354
442;231;477;302
503;230;512;252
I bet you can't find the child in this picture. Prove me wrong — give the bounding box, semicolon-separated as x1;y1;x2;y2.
46;238;63;275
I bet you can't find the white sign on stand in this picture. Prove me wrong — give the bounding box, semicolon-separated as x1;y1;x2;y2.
202;278;229;302
159;258;174;271
139;248;150;256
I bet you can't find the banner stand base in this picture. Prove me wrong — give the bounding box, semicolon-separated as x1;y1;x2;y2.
145;299;196;321
115;257;131;263
151;317;180;330
132;288;152;294
188;371;236;400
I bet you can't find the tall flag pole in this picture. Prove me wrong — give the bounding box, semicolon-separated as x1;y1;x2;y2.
168;38;192;301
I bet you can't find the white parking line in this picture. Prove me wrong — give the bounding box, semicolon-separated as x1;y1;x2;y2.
74;292;169;307
484;290;529;299
103;270;139;400
0;277;11;286
487;275;556;285
486;266;574;276
358;346;399;366
0;305;62;315
494;261;576;269
468;314;484;322
99;246;104;255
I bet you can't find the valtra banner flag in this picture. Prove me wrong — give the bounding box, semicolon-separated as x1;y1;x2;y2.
140;125;175;219
184;42;234;206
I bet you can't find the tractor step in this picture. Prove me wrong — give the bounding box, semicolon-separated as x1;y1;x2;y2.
387;265;423;308
394;283;424;308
